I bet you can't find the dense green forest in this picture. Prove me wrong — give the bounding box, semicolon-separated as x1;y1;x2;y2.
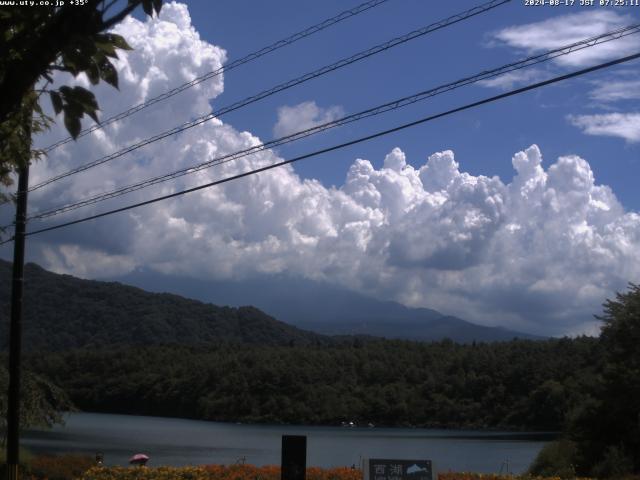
26;337;599;431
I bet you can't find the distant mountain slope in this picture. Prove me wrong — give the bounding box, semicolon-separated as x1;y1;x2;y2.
114;269;544;342
0;260;330;351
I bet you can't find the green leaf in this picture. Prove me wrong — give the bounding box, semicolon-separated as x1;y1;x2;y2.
85;109;99;125
61;46;91;76
86;63;100;85
61;38;96;74
60;53;79;75
32;101;44;116
49;91;63;115
141;0;153;17
95;43;119;59
109;33;132;51
63;108;82;139
64;101;83;119
57;87;100;128
75;36;98;57
94;34;119;58
69;87;99;118
71;86;98;108
99;59;118;89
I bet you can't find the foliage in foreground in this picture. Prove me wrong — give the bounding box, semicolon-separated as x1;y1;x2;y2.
439;475;593;480
79;465;605;480
80;465;362;480
0;364;72;432
0;0;164;195
22;459;640;480
527;284;640;478
26;454;95;480
528;440;578;479
571;284;640;476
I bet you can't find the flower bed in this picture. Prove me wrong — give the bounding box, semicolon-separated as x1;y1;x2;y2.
26;460;617;480
80;467;602;480
80;465;362;480
25;454;96;480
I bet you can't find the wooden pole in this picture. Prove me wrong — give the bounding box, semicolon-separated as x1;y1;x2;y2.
6;164;29;480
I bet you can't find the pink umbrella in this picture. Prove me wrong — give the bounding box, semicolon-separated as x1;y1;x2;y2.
129;453;149;466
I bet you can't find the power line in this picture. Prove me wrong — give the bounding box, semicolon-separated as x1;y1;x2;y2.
24;24;640;222
29;0;511;192
41;0;393;153
1;50;635;245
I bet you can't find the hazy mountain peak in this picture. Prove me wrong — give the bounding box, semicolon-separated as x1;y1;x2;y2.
112;268;544;343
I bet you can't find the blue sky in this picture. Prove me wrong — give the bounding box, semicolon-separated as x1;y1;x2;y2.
3;0;640;336
182;0;640;206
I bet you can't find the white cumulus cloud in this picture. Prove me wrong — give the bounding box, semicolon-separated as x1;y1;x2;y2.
4;2;640;337
273;101;345;138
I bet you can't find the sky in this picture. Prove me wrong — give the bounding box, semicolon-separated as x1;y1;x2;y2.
2;0;640;336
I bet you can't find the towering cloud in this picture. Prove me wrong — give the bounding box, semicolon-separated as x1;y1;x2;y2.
3;3;639;336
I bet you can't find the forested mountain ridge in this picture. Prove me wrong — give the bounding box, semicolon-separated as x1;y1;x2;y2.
1;260;540;350
0;260;330;350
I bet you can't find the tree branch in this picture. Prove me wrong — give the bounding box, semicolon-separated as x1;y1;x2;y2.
101;0;120;16
102;1;141;31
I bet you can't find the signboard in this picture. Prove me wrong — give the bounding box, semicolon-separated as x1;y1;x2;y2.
368;459;433;480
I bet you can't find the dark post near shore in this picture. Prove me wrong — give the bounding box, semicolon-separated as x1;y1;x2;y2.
6;165;30;480
281;435;306;480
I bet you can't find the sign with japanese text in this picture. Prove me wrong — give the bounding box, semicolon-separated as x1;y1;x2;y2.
368;459;433;480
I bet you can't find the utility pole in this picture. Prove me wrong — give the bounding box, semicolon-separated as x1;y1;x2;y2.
6;161;30;479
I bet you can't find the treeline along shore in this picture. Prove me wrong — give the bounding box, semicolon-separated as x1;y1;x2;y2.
25;337;598;431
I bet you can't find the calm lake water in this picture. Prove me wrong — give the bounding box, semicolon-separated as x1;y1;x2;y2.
23;413;553;474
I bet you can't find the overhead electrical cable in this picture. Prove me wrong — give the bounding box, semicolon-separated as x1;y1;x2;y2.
0;50;635;245
24;24;640;222
30;0;511;192
42;0;393;152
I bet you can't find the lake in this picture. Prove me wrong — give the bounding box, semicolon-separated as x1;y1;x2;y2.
23;413;553;474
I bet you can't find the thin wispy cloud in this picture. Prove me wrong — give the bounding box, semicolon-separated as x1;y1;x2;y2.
478;68;549;90
492;11;637;68
589;77;640;102
568;113;640;143
490;12;640;145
